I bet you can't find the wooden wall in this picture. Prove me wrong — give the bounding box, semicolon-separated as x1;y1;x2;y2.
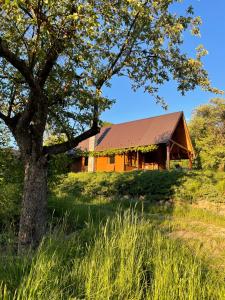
171;116;193;153
71;138;193;173
70;146;168;173
94;146;167;172
95;154;124;172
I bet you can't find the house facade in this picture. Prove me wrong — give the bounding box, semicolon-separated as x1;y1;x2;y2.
70;111;194;172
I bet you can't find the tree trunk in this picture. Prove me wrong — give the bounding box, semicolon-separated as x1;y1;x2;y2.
18;156;48;253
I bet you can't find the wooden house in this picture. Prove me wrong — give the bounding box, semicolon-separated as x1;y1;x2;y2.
70;111;194;172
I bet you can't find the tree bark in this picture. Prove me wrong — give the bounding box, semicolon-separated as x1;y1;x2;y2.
18;156;48;253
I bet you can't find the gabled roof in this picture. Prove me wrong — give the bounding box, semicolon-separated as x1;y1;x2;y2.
78;111;183;151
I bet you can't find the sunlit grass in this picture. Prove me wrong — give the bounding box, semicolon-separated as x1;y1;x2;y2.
160;204;225;273
1;211;225;300
1;170;225;299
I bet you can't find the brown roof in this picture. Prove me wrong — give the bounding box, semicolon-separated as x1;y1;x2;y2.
78;111;183;151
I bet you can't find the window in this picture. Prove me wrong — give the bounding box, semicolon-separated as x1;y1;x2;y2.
108;155;115;164
84;156;88;166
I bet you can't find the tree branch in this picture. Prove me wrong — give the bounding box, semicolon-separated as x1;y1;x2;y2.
37;40;63;88
36;4;68;88
91;7;144;133
0;108;24;133
97;3;147;89
7;84;17;117
0;111;9;123
0;38;35;89
36;3;79;87
43;125;100;155
49;109;73;140
18;3;34;19
107;14;140;77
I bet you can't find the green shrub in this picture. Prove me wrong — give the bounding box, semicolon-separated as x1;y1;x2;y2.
51;170;225;204
0;149;23;229
48;153;73;185
0;150;71;231
175;170;225;203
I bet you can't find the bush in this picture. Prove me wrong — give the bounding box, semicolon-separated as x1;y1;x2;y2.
0;150;71;229
51;170;225;204
0;149;23;229
48;153;73;185
175;170;225;203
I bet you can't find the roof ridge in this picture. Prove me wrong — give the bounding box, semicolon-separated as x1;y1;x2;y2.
103;111;183;128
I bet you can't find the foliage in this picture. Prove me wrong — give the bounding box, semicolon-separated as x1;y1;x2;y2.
0;148;23;228
43;133;68;147
174;170;225;203
0;124;22;230
101;121;114;127
51;170;225;204
189;98;225;170
0;168;224;234
76;144;158;157
1;211;225;299
44;133;73;183
0;0;222;158
0;122;10;147
48;154;73;185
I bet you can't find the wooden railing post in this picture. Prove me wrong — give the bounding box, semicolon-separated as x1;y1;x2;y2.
166;143;170;170
188;152;193;169
137;150;139;170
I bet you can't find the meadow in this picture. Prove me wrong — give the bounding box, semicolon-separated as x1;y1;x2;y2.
0;170;225;299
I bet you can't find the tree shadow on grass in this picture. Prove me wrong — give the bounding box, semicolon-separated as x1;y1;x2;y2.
3;170;213;298
48;169;186;233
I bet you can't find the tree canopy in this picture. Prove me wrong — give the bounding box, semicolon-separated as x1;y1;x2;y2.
0;0;222;156
0;122;10;147
190;98;225;170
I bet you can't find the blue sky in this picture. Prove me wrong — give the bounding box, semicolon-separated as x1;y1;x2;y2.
101;0;225;124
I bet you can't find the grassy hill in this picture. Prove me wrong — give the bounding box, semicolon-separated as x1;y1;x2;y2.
0;170;225;299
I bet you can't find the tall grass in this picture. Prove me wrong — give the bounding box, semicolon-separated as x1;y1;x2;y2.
1;211;224;300
1;170;225;299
